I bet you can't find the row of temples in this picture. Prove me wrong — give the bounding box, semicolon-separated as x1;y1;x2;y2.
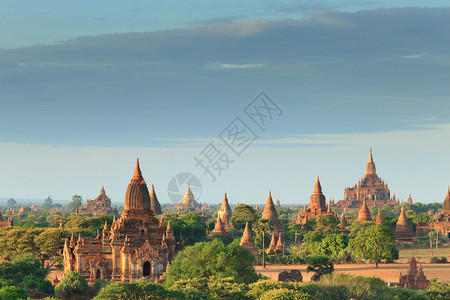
63;159;173;283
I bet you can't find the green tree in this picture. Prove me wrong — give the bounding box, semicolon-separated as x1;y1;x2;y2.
315;214;339;235
317;233;349;258
306;255;334;282
0;286;28;300
6;198;16;209
0;253;48;289
0;227;70;268
54;271;88;298
231;204;260;230
426;279;450;300
94;281;179;300
347;220;375;238
165;239;259;286
349;225;398;267
254;219;271;268
70;195;83;212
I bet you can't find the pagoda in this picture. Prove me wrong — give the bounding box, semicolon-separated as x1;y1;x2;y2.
335;149;396;211
294;177;333;224
375;208;383;225
239;222;258;255
394;207;415;243
79;186;118;216
217;193;233;231
339;212;348;230
63;159;175;283
262;191;285;242
149;184;162;215
399;255;430;289
176;185;202;210
356;199;372;222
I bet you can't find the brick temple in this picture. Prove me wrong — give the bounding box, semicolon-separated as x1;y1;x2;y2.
416;187;450;238
0;211;13;228
294;176;334;224
78;186;117;216
63;159;174;283
335;149;397;211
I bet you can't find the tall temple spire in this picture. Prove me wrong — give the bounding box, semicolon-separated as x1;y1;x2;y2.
365;148;377;175
443;186;450;213
240;222;258;255
132;158;144;181
100;185;105;195
314;176;322;194
124;158;152;211
262;190;279;221
149;184;162;215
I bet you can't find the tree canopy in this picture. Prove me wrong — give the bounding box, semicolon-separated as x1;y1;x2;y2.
349;225;398;267
165;239;259;286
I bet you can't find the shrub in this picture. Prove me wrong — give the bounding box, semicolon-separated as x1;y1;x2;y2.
93;278;109;290
0;286;28;300
54;271;88;298
426;279;450;300
94;281;182;300
258;288;310;300
20;275;41;290
430;257;448;263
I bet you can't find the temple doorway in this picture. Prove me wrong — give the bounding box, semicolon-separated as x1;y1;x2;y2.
96;269;101;280
143;261;151;277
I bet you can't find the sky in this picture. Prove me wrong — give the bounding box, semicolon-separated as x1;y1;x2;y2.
0;1;449;206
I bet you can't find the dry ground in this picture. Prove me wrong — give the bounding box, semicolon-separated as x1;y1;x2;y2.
255;262;450;283
256;246;450;284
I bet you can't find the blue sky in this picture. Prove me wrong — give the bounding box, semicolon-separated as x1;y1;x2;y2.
0;1;449;206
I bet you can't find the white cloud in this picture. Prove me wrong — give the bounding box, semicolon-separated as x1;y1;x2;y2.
205;63;265;70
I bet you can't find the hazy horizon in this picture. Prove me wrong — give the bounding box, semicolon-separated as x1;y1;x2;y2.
1;1;449;206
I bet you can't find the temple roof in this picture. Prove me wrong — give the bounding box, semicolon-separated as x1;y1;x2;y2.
340;213;347;229
176;185;202;209
131;158;144;183
375;207;383;225
241;222;254;244
397;206;409;226
218;193;232;216
149;184;162;215
356;199;372;222
314;176;322;194
443;186;450;213
366;148;376;175
124;158;152;211
262;191;279;222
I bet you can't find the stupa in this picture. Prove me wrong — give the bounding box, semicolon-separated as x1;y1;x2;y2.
356;199;372;222
394;206;415;243
239;222;258;255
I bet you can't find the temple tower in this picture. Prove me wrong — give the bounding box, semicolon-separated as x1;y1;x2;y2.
394;206;415;243
239;222;258;255
356;199;372;222
149;184;162;215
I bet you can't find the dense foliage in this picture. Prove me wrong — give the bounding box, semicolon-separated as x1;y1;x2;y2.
165;239;260;286
54;271;88;298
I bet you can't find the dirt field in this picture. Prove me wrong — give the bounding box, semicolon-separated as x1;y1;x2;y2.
255;262;450;283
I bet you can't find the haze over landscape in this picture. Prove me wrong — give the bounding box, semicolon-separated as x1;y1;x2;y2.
1;1;449;205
